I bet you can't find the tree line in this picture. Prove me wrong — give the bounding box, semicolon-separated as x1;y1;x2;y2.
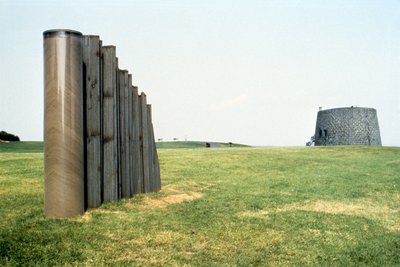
0;131;20;141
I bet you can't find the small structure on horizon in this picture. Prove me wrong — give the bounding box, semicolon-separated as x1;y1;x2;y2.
314;107;382;146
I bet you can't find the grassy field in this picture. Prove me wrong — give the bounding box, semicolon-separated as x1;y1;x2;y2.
156;141;249;149
0;141;43;153
0;143;399;266
0;140;247;151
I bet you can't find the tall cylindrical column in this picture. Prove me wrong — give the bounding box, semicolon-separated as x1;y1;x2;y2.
44;29;84;217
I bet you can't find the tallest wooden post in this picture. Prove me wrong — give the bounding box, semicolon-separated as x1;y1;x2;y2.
43;29;85;217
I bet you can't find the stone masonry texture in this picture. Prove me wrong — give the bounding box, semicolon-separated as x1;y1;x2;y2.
314;107;382;146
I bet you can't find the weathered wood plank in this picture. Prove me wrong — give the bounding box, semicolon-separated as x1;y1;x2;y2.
154;141;161;191
147;104;161;192
118;70;130;198
102;46;119;202
83;35;102;209
146;104;155;192
115;59;122;200
140;93;151;192
123;71;130;197
127;75;134;196
117;69;125;198
153;125;161;191
132;86;143;193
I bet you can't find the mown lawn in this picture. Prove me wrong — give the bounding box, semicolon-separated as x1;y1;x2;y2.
156;141;249;149
0;141;43;153
0;144;399;266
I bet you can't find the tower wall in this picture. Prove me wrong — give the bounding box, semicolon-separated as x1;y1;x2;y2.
314;107;382;146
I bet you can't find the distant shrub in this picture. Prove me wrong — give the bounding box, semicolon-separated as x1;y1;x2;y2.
0;131;20;141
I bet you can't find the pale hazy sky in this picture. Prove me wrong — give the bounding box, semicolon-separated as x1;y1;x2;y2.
1;0;399;146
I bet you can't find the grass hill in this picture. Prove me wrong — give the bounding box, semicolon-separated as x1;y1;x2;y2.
0;144;399;266
156;141;250;149
0;141;43;153
0;141;248;152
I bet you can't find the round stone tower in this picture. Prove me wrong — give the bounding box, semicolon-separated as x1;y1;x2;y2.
314;107;382;146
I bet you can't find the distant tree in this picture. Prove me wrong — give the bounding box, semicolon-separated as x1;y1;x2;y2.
0;131;20;141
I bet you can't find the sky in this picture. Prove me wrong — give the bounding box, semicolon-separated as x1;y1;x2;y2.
0;0;399;146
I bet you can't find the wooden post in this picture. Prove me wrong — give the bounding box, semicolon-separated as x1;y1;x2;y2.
102;46;119;202
146;105;154;191
115;59;122;200
45;30;162;216
153;127;161;191
83;35;102;209
147;105;161;192
132;86;142;193
118;69;125;198
44;29;84;217
127;75;134;196
119;70;131;198
154;141;161;191
140;93;151;192
124;72;131;197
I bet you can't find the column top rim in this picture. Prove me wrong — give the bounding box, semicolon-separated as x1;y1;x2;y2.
43;29;83;37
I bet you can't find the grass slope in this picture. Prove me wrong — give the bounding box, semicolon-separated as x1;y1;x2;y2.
0;141;43;153
0;145;399;266
156;141;249;149
0;141;247;152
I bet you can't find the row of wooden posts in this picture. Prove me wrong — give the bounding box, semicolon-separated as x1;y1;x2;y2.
83;35;161;211
43;30;160;217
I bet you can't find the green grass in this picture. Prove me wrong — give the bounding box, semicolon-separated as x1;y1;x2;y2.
1;145;399;266
0;141;247;152
0;141;43;153
156;141;249;149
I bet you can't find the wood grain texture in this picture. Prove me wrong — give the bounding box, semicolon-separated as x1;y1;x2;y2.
124;71;131;197
115;58;122;200
153;140;161;192
146;105;155;191
132;86;143;193
127;75;134;196
83;35;102;209
44;31;84;217
152;125;161;191
119;70;130;198
102;46;119;202
147;105;161;192
140;93;151;193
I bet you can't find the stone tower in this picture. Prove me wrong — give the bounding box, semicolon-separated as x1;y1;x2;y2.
314;107;382;146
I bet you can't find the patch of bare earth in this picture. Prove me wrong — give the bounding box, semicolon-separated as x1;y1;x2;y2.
126;184;204;210
71;184;206;223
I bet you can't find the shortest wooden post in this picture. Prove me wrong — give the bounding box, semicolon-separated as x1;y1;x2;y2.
140;93;151;193
147;104;154;191
153;129;161;191
132;86;143;193
148;105;161;191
